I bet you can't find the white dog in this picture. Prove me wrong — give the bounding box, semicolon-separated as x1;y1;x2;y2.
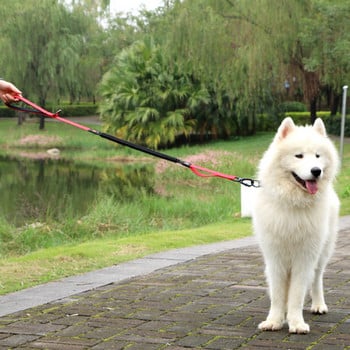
252;117;340;334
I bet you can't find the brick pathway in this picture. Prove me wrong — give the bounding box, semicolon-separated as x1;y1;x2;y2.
0;227;349;349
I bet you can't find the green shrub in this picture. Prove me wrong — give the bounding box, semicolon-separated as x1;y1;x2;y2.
324;115;350;137
256;111;350;135
0;103;98;118
0;106;16;118
46;103;98;117
256;113;285;132
279;101;307;112
284;111;331;125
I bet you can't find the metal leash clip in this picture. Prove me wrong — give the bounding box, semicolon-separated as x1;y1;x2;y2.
235;177;261;188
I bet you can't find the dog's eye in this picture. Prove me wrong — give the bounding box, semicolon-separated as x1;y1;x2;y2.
316;154;320;158
295;154;303;159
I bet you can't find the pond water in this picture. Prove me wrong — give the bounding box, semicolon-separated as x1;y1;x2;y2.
0;156;155;226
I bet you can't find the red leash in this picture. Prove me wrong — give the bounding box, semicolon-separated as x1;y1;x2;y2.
7;96;260;188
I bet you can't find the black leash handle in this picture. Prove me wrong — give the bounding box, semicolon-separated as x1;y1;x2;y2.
94;130;188;166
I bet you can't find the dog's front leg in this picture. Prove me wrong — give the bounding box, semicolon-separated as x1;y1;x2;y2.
259;265;287;331
311;224;337;314
287;268;312;334
310;266;328;314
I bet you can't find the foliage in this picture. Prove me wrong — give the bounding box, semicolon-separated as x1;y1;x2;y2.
0;0;348;139
279;101;307;113
0;107;16;118
0;1;82;105
325;115;350;136
0;0;116;106
256;112;350;137
99;37;210;148
214;0;350;122
147;0;350;128
141;0;281;135
300;0;350;90
50;103;98;117
0;103;98;118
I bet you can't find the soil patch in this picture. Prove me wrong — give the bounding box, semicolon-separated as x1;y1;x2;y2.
155;150;232;174
17;135;63;147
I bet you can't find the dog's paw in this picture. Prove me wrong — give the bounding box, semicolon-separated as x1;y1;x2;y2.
258;319;284;331
288;321;310;334
311;303;328;315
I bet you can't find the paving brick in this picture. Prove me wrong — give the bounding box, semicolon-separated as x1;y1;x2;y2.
0;334;40;347
29;336;100;348
177;334;214;347
0;226;349;349
0;321;65;335
25;342;88;350
205;336;246;349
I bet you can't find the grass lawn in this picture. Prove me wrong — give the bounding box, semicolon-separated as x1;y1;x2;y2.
0;220;251;294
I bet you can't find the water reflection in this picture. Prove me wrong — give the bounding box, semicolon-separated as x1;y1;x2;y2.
0;156;155;226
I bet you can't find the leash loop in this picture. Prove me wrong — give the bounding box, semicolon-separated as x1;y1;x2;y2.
189;164;237;181
188;165;260;187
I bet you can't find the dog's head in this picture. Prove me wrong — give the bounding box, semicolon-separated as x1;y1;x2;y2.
259;117;339;197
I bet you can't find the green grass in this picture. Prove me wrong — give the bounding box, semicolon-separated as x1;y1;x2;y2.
0;118;349;295
0;220;251;294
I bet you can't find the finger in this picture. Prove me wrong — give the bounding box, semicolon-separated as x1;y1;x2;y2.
3;94;14;104
2;94;9;103
11;87;22;95
5;93;21;103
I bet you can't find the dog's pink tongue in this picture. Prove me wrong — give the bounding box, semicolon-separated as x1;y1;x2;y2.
305;180;318;194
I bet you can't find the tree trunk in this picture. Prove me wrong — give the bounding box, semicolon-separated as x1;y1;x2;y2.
330;93;341;116
303;71;320;125
39;116;45;130
39;96;46;130
309;97;317;124
16;111;25;126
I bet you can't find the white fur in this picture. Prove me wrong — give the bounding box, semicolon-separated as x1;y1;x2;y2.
252;117;340;334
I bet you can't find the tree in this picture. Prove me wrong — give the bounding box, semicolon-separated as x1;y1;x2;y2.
215;0;350;123
302;0;350;115
0;0;92;128
149;0;350;127
143;0;276;135
99;37;210;149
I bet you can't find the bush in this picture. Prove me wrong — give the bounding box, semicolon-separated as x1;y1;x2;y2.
256;111;350;136
0;106;16;118
324;115;350;137
52;104;98;117
0;103;98;118
284;111;331;125
279;101;307;112
255;112;313;132
255;113;284;132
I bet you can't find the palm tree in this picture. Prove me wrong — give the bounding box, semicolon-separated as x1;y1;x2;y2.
99;37;210;149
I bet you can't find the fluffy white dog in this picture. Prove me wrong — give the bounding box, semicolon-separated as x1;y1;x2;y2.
252;117;340;334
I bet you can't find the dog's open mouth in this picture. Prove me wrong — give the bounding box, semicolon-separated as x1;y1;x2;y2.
292;172;318;195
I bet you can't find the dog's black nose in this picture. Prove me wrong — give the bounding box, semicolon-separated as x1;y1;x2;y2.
311;167;322;178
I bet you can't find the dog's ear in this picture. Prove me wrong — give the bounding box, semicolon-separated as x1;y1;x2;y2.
313;118;327;136
277;117;295;140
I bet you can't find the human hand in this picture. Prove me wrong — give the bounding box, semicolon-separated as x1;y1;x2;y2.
0;80;22;103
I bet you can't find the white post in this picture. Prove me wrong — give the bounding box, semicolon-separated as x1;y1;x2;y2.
241;185;256;217
340;85;348;165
